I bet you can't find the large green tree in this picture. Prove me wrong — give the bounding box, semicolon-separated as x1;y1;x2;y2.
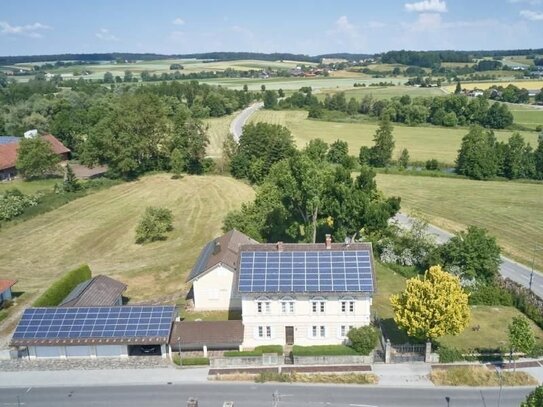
368;117;395;167
456;126;499;180
503;133;535;179
437;226;501;282
16;137;60;179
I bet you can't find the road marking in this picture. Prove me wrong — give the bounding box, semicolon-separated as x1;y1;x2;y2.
26;387;32;393
349;404;378;407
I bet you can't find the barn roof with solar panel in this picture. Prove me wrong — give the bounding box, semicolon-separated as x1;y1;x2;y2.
10;305;177;346
237;235;375;294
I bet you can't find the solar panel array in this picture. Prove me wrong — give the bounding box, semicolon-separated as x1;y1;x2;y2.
238;251;374;293
12;306;176;340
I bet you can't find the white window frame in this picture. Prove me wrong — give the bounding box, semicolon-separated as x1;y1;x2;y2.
281;297;295;314
312;325;318;337
256;297;271;314
341;297;355;313
311;297;326;314
258;326;272;339
320;325;326;338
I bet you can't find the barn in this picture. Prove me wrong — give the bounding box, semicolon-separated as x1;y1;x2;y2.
10;305;177;359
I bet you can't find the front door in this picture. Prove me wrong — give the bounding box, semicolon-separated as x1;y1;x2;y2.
285;326;294;345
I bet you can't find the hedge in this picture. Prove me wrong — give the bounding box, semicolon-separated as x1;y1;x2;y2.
292;345;359;356
172;355;209;366
224;345;283;357
32;265;92;307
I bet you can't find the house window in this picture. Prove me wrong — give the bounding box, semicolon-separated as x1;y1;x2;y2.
340;325;354;337
311;298;325;313
257;299;271;314
258;326;272;338
281;298;294;314
312;325;326;338
341;299;355;313
349;302;354;312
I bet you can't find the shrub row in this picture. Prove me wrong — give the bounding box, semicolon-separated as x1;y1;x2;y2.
292;345;359;356
224;345;283;357
32;265;92;307
501;278;543;330
172;355;209;366
437;344;543;363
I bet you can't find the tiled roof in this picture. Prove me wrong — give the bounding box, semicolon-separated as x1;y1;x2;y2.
0;134;70;171
0;279;17;293
186;230;258;282
59;275;127;307
169;320;244;346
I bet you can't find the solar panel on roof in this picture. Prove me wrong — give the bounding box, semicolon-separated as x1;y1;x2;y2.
11;306;176;341
238;250;374;293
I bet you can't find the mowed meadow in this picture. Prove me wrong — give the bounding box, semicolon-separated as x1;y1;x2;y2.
375;174;543;271
0;174;254;303
249;110;539;165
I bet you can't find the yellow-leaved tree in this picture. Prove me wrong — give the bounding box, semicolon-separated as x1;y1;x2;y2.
390;265;470;342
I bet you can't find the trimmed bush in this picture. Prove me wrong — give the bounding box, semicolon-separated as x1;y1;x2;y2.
172;355;209;366
292;345;359;356
348;326;379;355
468;283;513;306
224;345;283;357
33;265;92;307
437;346;465;363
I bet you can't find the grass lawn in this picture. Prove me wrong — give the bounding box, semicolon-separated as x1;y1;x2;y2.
248;110;538;165
510;106;543;131
375;174;543;271
0;178;58;195
373;263;543;348
430;366;538;386
204;112;237;157
316;85;445;101
439;305;543;350
0;174;254;303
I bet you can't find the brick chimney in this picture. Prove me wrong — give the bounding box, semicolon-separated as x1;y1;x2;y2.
277;241;284;252
325;234;332;250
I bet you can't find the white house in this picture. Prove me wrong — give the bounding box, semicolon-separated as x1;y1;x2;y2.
237;236;376;348
187;230;258;311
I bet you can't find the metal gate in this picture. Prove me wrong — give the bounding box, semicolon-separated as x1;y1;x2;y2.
390;344;425;363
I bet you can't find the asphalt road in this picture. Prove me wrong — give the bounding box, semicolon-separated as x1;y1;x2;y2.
393;213;543;298
0;383;534;407
230;102;264;141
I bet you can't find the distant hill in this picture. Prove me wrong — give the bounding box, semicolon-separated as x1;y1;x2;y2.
0;49;542;65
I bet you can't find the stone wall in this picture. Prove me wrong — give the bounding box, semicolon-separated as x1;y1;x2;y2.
293;354;373;365
210;353;280;368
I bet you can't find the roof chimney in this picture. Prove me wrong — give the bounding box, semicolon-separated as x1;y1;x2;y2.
325;234;332;250
213;241;221;255
277;241;284;252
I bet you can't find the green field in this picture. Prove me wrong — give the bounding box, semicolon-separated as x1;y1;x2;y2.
316;85;445;101
509;105;543;130
248;110;538;165
0;174;255;302
375;174;543;271
374;262;543;348
204;113;237;157
0;178;58;195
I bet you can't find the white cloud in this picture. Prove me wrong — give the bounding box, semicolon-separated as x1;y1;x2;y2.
330;16;359;37
405;0;447;13
0;21;51;38
95;28;119;41
172;17;185;25
368;21;387;29
520;9;543;20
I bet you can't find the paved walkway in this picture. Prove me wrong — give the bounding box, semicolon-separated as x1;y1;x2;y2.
372;363;434;387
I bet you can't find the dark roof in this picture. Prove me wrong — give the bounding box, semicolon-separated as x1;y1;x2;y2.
187;230;258;282
237;242;375;294
0;134;70;171
60;275;127;307
11;305;177;346
0;279;17;293
169;320;244;346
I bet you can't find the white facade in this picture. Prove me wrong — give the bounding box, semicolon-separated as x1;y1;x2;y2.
241;294;372;348
28;344;128;359
192;265;240;311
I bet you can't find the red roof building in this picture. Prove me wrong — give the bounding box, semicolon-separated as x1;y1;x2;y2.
0;279;17;302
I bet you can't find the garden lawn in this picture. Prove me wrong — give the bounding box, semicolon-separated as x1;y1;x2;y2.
375;173;543;271
0;174;254;303
0;178;58;194
248;110;538;165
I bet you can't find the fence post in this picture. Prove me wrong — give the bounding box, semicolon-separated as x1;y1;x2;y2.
385;339;391;364
425;341;432;363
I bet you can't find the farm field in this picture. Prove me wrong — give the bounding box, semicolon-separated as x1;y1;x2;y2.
204;112;237;157
373;262;543;348
316;85;445;101
509;105;543;130
443;80;543;92
248;110;538;165
375;174;543;271
0;174;255;303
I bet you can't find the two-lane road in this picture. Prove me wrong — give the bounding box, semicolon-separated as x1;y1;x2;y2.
0;383;534;407
230;102;264;141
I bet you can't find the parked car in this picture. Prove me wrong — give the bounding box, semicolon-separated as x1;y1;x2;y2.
140;345;158;354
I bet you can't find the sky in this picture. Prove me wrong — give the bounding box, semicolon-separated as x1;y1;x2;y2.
1;0;543;56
